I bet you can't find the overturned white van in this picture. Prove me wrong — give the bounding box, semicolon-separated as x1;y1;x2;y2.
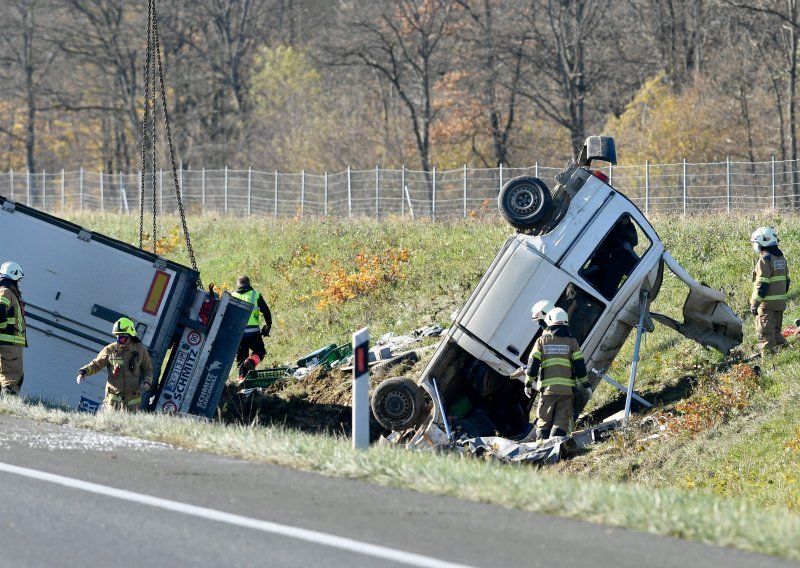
371;136;742;444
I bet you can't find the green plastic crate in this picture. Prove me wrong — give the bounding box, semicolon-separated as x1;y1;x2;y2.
321;343;353;370
296;343;337;368
241;366;292;389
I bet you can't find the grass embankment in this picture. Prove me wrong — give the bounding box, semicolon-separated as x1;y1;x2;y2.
2;212;800;559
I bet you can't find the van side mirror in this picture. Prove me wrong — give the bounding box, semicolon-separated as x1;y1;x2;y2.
579;136;617;167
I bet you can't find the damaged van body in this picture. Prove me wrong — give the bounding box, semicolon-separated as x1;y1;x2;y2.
371;136;742;447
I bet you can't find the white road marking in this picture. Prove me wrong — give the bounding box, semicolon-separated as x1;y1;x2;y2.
0;461;477;568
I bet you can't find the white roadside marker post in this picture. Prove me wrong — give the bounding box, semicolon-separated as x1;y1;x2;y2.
352;327;370;449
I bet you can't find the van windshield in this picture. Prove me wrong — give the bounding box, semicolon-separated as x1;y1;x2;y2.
579;214;652;300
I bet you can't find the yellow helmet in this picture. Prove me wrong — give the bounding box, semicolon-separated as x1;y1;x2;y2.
112;317;137;337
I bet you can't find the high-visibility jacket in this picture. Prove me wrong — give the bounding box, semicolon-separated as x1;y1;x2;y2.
81;341;153;409
0;285;26;347
525;327;588;395
752;247;789;311
232;286;272;335
232;289;262;326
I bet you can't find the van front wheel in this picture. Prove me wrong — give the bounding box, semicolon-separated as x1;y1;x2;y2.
371;377;426;431
498;176;551;230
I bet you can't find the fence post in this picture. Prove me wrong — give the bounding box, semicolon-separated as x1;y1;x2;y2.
301;169;305;219
463;164;467;218
201;167;206;207
609;163;613;185
137;170;142;217
771;155;776;211
159;168;163;214
324;171;328;216
79;167;84;211
682;158;687;216
274;170;278;218
248;166;252;216
401;165;406;218
432;166;437;221
61;169;65;212
224;165;228;214
534;161;539;178
645;160;650;215
119;171;124;214
347;166;352;218
100;170;104;212
499;163;504;191
375;165;380;218
42;170;46;209
9;169;13;201
26;170;30;206
726;157;731;213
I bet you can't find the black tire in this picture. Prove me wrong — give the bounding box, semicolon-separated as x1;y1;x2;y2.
371;377;426;431
498;176;552;230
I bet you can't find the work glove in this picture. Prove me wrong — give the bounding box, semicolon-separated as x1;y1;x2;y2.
260;324;271;337
76;369;86;384
524;383;535;399
749;302;759;316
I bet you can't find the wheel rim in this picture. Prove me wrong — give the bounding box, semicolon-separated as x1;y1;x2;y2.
508;184;541;216
382;391;413;421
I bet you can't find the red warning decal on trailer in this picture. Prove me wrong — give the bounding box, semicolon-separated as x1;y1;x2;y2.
143;270;171;315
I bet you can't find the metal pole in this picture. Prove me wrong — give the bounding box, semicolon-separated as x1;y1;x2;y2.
432;166;436;221
682;158;687;216
100;170;104;212
726;157;731;213
26;170;30;206
248;166;252;216
645;160;650;215
301;169;305;219
224;165;228;214
499;163;504;191
401;166;406;218
624;289;649;427
347;166;352;218
771;155;776;211
274;169;278;218
609;163;613;185
119;171;124;213
42;170;46;209
324;172;328;216
79;167;84;211
201;167;206;208
352;326;370;450
534;161;539;178
375;164;379;219
9;169;13;201
463;164;467;218
61;169;65;212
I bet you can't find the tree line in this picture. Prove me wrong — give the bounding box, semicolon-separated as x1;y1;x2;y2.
0;0;797;185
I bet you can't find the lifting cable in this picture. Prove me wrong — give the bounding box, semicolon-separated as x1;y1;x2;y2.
139;0;201;287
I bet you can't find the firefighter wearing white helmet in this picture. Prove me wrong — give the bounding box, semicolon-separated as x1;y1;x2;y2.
525;307;590;440
510;300;556;384
750;226;790;354
0;261;27;395
76;317;153;411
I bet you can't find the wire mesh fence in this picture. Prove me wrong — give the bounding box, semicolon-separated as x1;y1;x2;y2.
4;158;799;220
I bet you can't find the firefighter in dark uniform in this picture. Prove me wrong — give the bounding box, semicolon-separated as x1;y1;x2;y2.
76;317;153;411
525;307;591;440
0;261;27;395
231;275;272;380
750;227;790;354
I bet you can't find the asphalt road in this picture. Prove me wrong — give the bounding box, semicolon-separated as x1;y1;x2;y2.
0;414;796;568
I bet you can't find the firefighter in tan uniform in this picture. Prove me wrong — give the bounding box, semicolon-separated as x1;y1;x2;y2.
525;307;590;441
76;317;153;411
0;261;27;395
750;227;790;354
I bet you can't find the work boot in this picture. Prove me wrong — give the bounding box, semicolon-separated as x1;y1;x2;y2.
536;428;551;441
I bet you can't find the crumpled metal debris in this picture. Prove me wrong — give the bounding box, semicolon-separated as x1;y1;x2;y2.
457;435;577;465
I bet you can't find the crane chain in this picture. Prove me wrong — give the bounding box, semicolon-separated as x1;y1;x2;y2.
141;0;201;288
138;0;152;250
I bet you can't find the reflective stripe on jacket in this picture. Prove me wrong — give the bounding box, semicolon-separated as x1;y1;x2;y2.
752;251;789;311
525;328;588;395
232;289;261;327
0;286;26;346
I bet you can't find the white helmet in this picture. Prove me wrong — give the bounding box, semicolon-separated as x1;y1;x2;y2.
0;261;23;281
531;300;555;321
544;307;569;327
751;227;778;252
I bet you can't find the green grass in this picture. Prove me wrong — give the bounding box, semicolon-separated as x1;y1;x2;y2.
3;211;800;559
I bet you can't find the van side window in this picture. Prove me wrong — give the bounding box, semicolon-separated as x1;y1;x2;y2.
579;214;652;300
555;283;605;345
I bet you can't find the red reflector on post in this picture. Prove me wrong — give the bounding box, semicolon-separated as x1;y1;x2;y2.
592;170;610;183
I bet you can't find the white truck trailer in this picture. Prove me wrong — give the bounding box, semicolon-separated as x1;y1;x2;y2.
0;195;250;418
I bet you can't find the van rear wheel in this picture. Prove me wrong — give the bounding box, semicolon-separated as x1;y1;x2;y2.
498;176;552;230
371;377;425;431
